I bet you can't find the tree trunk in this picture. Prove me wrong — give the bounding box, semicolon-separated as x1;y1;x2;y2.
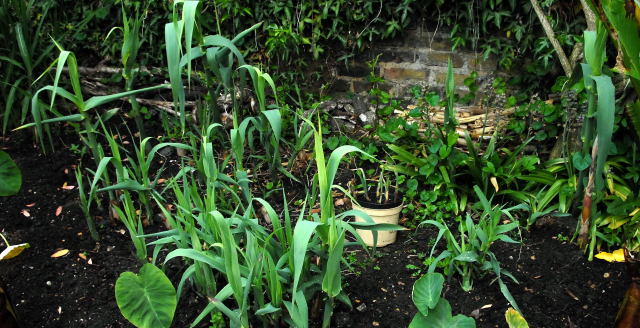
530;0;573;77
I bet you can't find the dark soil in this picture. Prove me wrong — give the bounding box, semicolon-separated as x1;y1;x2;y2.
336;220;627;328
0;132;204;327
1;131;629;328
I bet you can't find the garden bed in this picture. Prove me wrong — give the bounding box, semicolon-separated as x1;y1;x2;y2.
0;131;627;327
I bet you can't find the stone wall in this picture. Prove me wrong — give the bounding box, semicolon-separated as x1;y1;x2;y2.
331;27;499;98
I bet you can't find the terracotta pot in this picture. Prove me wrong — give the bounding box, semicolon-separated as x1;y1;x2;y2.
352;199;403;247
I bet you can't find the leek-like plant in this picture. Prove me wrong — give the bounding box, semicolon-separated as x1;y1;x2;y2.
421;186;523;313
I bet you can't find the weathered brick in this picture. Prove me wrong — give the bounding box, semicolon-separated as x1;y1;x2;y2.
352;79;373;93
433;71;470;86
382;66;427;80
427;39;452;51
466;54;498;71
422;52;464;68
377;48;418;63
337;62;370;77
331;78;352;92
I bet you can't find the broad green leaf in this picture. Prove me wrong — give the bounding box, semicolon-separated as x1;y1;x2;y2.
572;152;591;171
454;251;479;262
256;303;281;316
115;264;177;328
592;74;615;191
0;151;21;196
412;272;445;316
292;220;320;295
409;298;475;328
322;230;346;297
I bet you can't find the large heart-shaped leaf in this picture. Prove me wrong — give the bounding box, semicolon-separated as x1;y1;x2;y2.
115;263;177;328
409;299;476;328
0;150;21;196
412;272;444;316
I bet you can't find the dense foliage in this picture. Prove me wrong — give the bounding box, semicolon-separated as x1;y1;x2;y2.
2;0;640;327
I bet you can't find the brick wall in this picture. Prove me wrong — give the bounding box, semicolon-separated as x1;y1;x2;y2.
331;27;499;98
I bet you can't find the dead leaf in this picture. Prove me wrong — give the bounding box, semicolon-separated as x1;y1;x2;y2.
0;243;30;260
78;253;87;261
61;182;75;190
595;249;625;263
157;178;167;184
490;176;499;192
25;203;36;207
21;209;30;217
51;249;70;258
55;206;63;217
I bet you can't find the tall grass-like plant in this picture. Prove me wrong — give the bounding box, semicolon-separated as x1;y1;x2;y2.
16;46;166;154
142;116;401;327
106;4;148;136
0;0;55;134
576;21;615;254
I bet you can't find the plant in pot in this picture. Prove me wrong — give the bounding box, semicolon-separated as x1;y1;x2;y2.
350;165;404;247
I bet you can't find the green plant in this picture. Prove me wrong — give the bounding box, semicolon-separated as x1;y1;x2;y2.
421;186;522;312
17;45;165;154
0;150;21;196
0;0;55;134
105;4;148;136
576;20;615;250
115;263;177;328
351;165;401;205
500;179;569;226
409;272;476;328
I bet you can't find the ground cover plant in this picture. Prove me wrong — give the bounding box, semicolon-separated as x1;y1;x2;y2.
1;0;639;327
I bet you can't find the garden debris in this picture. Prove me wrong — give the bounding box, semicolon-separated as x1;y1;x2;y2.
603;272;611;278
25;203;35;207
61;182;75;190
20;209;30;217
356;303;367;312
595;248;625;262
55;206;63;217
565;288;579;301
50;249;70;258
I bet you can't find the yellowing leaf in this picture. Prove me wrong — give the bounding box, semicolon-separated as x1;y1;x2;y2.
608;217;629;230
595;248;625;262
630;208;640;217
0;243;30;260
51;249;70;258
490;176;499;192
505;307;529;328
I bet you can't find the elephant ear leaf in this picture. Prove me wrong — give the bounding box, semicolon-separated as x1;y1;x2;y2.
115;263;177;328
0;150;21;196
